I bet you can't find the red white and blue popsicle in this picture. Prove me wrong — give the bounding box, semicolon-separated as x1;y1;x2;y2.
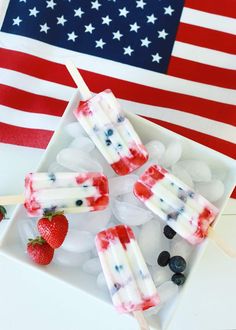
66;61;148;176
95;225;159;329
134;164;219;245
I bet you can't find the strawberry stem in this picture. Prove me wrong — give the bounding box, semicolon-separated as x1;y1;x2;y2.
27;236;46;246
0;206;7;219
42;210;64;221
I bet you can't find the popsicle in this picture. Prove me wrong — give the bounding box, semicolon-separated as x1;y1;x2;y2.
66;61;148;176
133;164;219;245
95;225;159;329
0;172;109;217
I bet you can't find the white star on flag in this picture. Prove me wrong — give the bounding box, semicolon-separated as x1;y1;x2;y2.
164;5;174;16
152;52;162;63
146;14;157;24
29;7;39;17
95;38;106;48
130;22;140;32
74;8;84;18
57;15;67;26
84;23;95;33
91;1;102;10
136;0;146;9
119;7;129;17
158;29;168;39
123;46;134;56
112;30;123;40
12;16;22;26
46;0;56;10
67;31;78;41
141;37;151;47
39;23;50;33
102;15;112;25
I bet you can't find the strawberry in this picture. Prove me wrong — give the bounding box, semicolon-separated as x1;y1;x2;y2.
0;206;7;222
27;236;54;265
37;211;68;249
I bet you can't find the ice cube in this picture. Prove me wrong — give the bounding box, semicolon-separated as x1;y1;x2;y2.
145;140;165;161
109;175;138;197
53;249;90;267
57;148;103;172
112;199;153;226
157;281;179;306
170;237;193;262
161;141;182;168
71;207;112;234
177;160;211;182
121;192;143;207
69;136;95;153
195;180;224;202
82;257;102;275
61;229;94;253
139;220;170;266
171;164;194;188
18;220;38;247
90;149;115;178
64;121;87;137
150;266;172;287
48;162;70;173
97;272;107;288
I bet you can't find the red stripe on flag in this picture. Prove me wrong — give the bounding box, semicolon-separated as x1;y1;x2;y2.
0;84;67;116
231;189;236;199
167;57;236;90
176;23;236;55
0;48;76;87
184;0;236;19
1;49;235;126
142;116;236;159
0;122;53;149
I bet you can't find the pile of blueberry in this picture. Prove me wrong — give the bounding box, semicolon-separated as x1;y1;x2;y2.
157;225;186;286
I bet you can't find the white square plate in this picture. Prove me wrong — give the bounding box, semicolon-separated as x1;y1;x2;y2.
1;90;236;329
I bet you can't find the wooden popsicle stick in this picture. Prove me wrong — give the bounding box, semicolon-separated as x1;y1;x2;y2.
0;194;24;205
65;60;93;101
208;226;236;258
133;311;150;330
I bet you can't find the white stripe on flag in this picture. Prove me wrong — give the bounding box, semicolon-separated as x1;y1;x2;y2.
173;41;236;70
0;105;60;130
120;99;236;144
181;7;236;35
0;68;74;101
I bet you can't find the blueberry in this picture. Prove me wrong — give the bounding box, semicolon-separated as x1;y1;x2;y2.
106;129;113;136
171;273;186;286
157;251;170;267
169;256;186;273
115;265;123;272
188;191;195;198
167;211;179;221
114;283;121;290
117;115;125;123
75;200;83;206
105;139;112;146
163;225;176;239
48;173;56;182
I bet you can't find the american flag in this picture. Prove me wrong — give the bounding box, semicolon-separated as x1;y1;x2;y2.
0;0;235;196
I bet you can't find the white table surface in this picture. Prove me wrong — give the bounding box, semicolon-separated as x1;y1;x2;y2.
0;142;236;330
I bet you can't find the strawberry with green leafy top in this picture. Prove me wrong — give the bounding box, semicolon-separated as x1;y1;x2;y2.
27;236;54;265
37;211;68;249
0;206;7;222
